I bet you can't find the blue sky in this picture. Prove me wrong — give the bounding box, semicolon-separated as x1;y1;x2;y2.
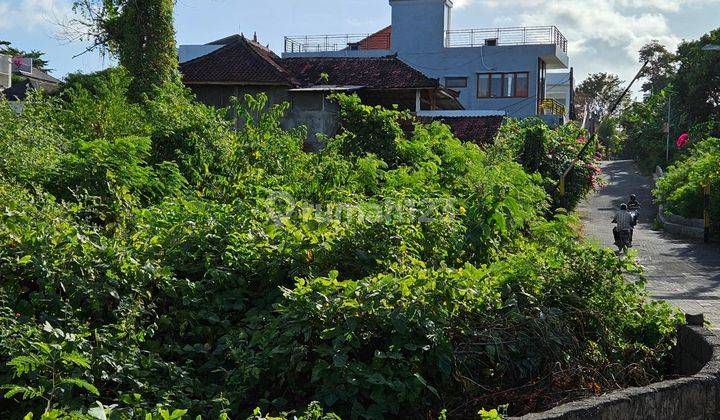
1;0;719;88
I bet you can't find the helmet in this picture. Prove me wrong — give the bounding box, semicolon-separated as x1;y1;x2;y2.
630;194;637;200
620;203;628;210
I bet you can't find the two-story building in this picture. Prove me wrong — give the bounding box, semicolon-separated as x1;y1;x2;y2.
283;0;572;123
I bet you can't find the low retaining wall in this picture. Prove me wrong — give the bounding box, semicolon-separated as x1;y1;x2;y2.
653;166;707;240
658;205;707;239
514;322;720;420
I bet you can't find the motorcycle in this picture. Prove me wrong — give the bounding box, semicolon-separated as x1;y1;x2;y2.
628;209;640;224
628;210;639;245
615;228;632;254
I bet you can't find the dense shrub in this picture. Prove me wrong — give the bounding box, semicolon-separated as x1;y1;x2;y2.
492;119;600;211
0;77;680;419
654;136;720;222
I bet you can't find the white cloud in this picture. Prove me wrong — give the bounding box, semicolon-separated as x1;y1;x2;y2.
0;0;71;32
518;1;681;60
448;0;720;92
453;0;470;8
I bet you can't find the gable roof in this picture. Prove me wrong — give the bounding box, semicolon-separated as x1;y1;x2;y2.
15;67;60;84
280;56;439;90
180;34;441;91
180;34;296;85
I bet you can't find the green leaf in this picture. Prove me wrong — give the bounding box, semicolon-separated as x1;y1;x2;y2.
62;351;91;369
61;378;99;396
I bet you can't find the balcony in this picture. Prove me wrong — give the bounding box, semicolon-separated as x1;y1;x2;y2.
538;98;566;116
284;32;391;54
445;26;567;52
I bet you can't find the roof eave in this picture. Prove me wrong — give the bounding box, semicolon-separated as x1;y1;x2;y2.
183;80;293;86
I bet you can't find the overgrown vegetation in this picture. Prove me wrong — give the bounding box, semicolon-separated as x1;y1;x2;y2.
621;28;720;172
493;119;601;211
655;136;720;221
0;70;682;419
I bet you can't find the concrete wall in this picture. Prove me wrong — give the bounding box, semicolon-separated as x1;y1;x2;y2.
515;324;720;420
285;92;339;151
390;0;452;53
187;84;337;150
402;44;564;118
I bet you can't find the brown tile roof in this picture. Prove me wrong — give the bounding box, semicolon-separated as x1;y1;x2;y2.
180;34;440;91
280;56;439;89
414;116;505;145
15;67;60;84
180;35;296;85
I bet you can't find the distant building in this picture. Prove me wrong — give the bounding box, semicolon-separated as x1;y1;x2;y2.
0;55;60;111
0;55;11;90
283;0;572;124
180;34;504;149
544;71;574;120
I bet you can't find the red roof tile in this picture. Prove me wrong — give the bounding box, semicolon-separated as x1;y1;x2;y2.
280;56;438;89
180;35;296;85
414;116;505;145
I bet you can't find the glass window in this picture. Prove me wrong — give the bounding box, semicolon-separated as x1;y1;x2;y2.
503;73;515;97
516;73;529;97
445;77;468;88
478;74;490;97
490;74;502;97
479;72;530;98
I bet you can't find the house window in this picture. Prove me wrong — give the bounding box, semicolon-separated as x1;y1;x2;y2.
477;72;530;98
445;77;468;88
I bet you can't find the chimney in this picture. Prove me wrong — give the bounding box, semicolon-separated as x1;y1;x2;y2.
0;55;11;90
390;0;453;53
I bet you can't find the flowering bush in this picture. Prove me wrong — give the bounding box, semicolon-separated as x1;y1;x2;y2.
492;119;601;211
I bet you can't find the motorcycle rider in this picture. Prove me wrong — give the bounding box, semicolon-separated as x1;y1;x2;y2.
612;203;634;248
627;194;641;215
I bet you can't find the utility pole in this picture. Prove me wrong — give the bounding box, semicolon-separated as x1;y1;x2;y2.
559;61;648;197
665;91;672;163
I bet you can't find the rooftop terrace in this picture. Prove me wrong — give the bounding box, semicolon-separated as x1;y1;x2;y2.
284;26;567;54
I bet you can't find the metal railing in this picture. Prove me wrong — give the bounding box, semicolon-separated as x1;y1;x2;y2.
284;26;567;53
445;26;567;52
538;98;566;116
284;33;392;53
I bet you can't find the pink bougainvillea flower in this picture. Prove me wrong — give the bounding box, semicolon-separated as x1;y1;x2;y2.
676;132;689;149
577;137;587;143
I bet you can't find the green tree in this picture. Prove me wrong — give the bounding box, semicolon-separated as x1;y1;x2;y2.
71;0;180;101
0;40;50;70
638;40;677;96
574;73;626;134
673;27;720;127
